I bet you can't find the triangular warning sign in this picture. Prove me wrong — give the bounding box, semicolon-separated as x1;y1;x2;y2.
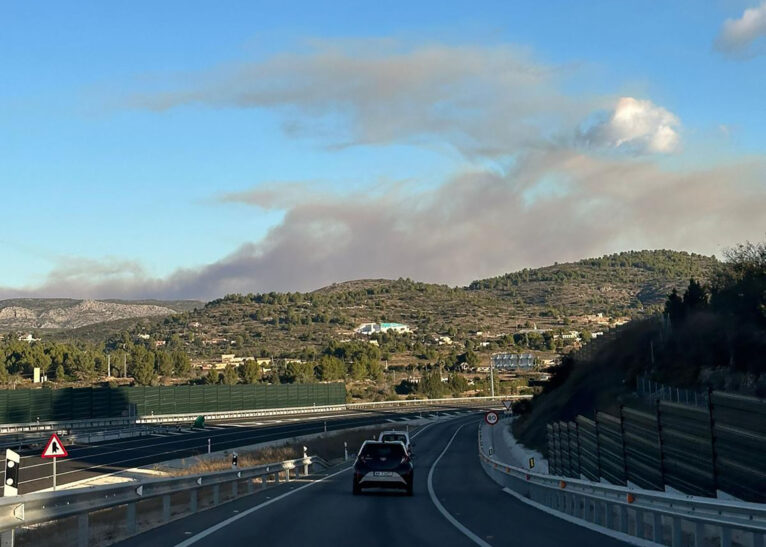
41;433;68;458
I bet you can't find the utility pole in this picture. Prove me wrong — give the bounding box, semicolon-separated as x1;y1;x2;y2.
123;354;127;378
490;360;495;398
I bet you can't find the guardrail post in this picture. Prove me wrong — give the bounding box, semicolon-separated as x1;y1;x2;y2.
720;526;732;547
213;484;220;505
77;513;89;547
232;480;238;498
261;475;268;487
652;512;663;543
247;478;254;493
618;505;628;534
694;521;705;547
671;516;682;547
634;509;644;539
0;529;13;547
604;502;614;530
190;489;198;513
162;494;171;522
126;502;136;536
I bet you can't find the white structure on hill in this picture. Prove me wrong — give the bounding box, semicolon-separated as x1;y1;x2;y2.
355;322;411;335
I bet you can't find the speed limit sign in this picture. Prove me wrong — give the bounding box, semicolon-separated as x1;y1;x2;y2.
485;411;499;425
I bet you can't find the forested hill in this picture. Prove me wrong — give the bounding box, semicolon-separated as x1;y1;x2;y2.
57;250;720;360
469;250;717;316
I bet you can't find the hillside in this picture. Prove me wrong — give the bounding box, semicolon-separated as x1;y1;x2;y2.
0;299;201;330
469;250;717;316
64;250;717;362
512;242;766;452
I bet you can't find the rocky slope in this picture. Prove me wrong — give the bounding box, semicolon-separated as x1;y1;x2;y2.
0;299;176;330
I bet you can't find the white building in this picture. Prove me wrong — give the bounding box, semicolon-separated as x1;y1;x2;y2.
355;322;411;335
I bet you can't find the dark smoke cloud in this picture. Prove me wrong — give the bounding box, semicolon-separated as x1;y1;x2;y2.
4;151;764;300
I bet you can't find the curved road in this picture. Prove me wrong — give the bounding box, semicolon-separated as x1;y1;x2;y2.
117;415;627;547
7;407;470;494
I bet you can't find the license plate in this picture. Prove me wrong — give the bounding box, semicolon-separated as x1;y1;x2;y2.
373;471;393;477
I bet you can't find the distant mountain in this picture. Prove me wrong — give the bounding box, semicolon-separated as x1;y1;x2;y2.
0;299;202;330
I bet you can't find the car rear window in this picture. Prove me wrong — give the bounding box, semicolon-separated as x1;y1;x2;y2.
381;434;407;444
360;443;406;458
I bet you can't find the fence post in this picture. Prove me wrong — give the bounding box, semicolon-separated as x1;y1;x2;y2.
619;405;629;484
656;399;666;487
707;387;719;493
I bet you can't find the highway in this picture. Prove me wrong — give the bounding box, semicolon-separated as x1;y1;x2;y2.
4;406;471;494
116;415;628;547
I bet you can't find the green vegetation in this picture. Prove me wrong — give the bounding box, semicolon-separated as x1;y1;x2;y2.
58;250;716;365
2;250;720;400
512;241;766;452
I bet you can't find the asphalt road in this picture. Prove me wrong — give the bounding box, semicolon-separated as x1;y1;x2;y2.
117;415;628;547
5;407;473;494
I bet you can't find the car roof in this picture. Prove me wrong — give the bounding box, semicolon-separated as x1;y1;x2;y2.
359;439;407;450
379;430;410;437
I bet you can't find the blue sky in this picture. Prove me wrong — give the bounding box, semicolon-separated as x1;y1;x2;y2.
1;1;765;299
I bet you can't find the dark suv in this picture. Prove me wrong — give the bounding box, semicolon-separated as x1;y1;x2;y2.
352;440;413;496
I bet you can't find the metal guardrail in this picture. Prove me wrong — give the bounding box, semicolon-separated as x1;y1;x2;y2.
0;454;328;546
0;395;523;434
478;423;766;547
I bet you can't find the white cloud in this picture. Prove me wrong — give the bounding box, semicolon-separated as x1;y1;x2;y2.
126;42;606;159
715;1;766;56
580;97;681;154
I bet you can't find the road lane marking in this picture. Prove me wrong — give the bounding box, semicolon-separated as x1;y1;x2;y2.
427;424;492;547
173;421;439;547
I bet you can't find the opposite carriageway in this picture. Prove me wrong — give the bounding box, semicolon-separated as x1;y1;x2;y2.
1;397;520;494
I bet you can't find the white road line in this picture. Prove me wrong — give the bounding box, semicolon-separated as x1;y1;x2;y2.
427;424;492;547
173;421;438;547
173;466;355;547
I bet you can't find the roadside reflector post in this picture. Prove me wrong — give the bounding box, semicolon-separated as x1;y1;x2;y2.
4;449;20;497
208;438;211;455
344;442;348;461
231;451;238;469
302;447;309;476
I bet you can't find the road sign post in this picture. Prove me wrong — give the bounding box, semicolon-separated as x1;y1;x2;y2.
41;433;69;492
